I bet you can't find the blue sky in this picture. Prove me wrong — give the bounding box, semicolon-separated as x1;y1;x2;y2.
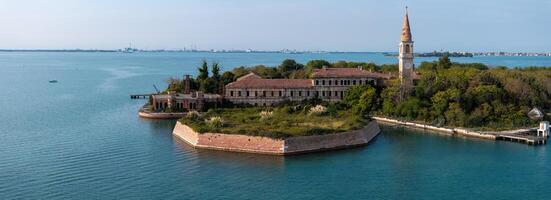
0;0;549;52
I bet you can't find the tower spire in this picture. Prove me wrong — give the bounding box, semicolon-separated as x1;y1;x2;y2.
401;7;412;42
398;6;414;96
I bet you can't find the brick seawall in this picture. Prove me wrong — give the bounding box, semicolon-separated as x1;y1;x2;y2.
172;121;381;155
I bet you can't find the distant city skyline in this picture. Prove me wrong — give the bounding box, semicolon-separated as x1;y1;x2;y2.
0;0;549;52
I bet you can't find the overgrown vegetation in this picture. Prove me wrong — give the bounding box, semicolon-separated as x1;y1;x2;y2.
373;56;551;130
179;100;368;139
230;59;397;80
168;56;551;131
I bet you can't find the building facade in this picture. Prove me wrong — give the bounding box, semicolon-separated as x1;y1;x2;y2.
150;75;222;112
224;67;390;106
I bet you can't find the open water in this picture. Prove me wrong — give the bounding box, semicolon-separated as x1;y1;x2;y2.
0;52;549;199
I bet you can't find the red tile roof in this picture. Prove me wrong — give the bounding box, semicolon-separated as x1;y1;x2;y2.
312;68;392;79
226;73;313;89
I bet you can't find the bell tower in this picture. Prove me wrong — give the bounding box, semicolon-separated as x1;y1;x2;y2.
399;7;414;87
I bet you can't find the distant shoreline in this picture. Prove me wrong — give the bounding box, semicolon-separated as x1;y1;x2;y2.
0;49;550;56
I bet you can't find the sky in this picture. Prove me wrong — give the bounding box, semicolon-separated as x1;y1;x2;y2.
0;0;549;52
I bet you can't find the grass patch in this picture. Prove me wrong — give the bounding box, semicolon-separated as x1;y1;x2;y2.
179;105;368;139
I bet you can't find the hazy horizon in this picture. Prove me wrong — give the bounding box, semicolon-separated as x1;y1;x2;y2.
1;0;549;52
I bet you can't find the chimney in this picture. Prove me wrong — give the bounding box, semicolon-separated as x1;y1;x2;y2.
184;75;191;94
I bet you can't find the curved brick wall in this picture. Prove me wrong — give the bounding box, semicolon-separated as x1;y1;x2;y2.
172;121;380;155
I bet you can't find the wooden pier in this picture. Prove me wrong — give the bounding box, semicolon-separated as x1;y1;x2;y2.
495;134;547;145
130;94;153;99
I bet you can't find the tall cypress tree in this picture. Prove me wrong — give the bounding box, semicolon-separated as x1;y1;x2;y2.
198;60;209;80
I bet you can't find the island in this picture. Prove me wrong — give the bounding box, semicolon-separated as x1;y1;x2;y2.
135;10;548;155
135;55;549;153
138;59;389;155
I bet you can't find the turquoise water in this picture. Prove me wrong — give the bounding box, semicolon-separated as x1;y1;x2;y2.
0;52;550;199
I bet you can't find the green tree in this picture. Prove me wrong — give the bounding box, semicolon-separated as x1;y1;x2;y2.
437;55;452;69
343;85;373;107
445;102;466;126
232;66;250;78
396;98;424;120
200;78;217;93
198;60;209;80
306;60;331;70
343;85;377;115
212;62;221;81
221;71;235;85
431;88;461;117
356;88;377;115
305;60;331;76
333;61;348;68
278;59;304;78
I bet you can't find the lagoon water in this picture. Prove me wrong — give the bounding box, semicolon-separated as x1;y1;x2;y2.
0;52;550;199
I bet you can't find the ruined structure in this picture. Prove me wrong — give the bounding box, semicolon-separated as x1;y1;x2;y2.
224;67;390;106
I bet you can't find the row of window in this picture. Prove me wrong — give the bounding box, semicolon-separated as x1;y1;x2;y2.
230;90;311;97
155;102;197;110
228;90;344;98
315;79;374;86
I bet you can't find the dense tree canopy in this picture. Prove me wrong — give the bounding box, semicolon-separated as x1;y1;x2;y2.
165;57;551;130
375;57;551;130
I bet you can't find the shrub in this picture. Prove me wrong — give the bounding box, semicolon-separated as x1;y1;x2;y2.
309;105;327;115
186;111;201;120
259;111;273;120
205;116;224;129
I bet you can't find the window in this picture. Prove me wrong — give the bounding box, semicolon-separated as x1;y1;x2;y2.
307;91;310;96
335;91;338;97
335;80;338;85
279;91;282;96
230;91;234;96
255;91;258;96
299;91;302;96
322;80;325;85
291;91;294;97
322;91;326;96
263;91;266;97
340;80;344;85
238;91;241;97
353;80;356;85
316;80;319;85
328;80;332;86
271;91;274;97
246;91;249;97
328;91;331;97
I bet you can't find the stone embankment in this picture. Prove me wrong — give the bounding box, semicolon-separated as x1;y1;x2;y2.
138;111;187;119
373;116;547;145
172;121;381;155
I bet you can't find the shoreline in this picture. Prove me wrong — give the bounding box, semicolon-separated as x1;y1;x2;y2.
372;116;547;145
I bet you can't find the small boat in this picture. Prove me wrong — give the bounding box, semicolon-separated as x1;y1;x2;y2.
49;80;58;83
